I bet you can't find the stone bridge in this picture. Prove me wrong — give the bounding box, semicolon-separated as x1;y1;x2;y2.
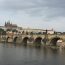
1;34;65;46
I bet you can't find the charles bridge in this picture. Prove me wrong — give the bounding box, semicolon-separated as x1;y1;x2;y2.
0;33;65;46
0;21;65;47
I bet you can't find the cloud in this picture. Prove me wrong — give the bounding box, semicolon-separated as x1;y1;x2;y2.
1;0;65;21
0;0;65;21
1;0;65;18
0;0;65;31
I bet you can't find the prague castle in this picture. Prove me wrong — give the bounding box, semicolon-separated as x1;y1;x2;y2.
0;21;54;35
5;21;17;29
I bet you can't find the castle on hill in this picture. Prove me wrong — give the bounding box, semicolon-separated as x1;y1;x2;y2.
5;21;17;29
0;21;54;34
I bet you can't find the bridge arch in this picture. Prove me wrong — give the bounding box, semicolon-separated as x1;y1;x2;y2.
22;37;29;46
34;37;42;46
13;37;18;43
50;37;62;46
6;37;10;42
6;37;12;43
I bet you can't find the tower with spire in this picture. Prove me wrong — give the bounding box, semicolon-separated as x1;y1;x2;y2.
4;20;17;29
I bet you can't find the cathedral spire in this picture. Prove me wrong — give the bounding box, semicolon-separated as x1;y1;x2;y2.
5;21;6;26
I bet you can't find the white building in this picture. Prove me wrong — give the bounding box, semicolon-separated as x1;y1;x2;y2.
47;30;54;34
18;28;54;34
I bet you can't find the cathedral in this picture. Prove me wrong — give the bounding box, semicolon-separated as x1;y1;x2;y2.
5;21;17;29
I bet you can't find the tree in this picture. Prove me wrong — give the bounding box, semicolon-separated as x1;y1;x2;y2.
2;31;6;35
30;32;33;35
0;28;4;32
6;29;11;31
0;28;6;35
12;29;18;32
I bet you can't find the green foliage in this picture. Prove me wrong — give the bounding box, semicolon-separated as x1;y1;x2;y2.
6;29;11;31
30;32;33;35
0;28;6;35
0;28;4;32
2;31;6;35
12;29;18;32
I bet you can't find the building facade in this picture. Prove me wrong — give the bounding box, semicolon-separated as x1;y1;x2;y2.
5;21;17;30
0;21;55;35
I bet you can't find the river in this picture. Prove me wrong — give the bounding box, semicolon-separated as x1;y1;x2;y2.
0;43;65;65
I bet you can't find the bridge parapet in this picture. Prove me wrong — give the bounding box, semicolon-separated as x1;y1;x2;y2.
0;34;65;46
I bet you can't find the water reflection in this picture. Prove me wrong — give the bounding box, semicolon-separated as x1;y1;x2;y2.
0;43;65;65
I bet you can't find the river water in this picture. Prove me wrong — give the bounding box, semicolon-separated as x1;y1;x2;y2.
0;43;65;65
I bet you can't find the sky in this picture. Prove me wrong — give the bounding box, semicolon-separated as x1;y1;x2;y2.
0;0;65;32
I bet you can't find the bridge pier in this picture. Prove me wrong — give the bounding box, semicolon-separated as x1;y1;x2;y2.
0;34;65;47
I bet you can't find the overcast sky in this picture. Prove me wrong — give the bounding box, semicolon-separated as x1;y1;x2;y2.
0;0;65;32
